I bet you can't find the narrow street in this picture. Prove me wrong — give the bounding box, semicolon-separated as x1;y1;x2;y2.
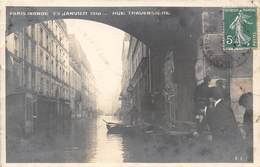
5;8;253;163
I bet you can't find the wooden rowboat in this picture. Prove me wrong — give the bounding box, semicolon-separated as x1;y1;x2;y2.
103;119;135;134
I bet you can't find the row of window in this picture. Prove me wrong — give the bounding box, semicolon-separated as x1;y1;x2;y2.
44;20;68;48
13;25;70;86
10;34;73;99
70;67;81;91
20;35;70;85
39;26;69;64
38;48;69;84
21;65;69;99
38;24;69;69
7;21;96;101
37;71;70;99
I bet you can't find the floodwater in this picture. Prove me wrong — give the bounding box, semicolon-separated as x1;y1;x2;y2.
7;115;217;163
89;116;124;162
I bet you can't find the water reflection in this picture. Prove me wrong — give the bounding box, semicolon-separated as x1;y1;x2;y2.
91;116;181;163
7;115;215;162
94;116;213;162
64;118;97;162
90;116;124;162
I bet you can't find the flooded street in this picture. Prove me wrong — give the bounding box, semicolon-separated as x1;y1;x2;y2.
5;8;253;164
7;115;213;163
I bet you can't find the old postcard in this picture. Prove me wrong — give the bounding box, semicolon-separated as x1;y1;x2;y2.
0;0;260;166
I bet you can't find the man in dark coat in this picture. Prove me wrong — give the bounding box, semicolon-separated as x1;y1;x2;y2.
216;79;230;100
194;76;211;110
194;76;211;133
206;87;243;161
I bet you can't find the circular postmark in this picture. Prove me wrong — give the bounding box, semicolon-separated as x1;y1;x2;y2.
202;34;250;69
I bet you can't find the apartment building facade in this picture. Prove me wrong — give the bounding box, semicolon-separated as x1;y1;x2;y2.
6;20;71;135
68;34;97;118
120;33;151;123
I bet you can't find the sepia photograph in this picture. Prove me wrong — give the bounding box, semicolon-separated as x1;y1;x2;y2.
2;3;259;164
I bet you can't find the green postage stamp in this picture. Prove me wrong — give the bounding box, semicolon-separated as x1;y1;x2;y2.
224;8;257;49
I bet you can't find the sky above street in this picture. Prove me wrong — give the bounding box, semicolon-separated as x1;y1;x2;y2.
65;19;124;113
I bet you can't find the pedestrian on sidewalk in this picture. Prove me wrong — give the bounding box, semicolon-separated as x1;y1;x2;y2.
206;87;243;162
